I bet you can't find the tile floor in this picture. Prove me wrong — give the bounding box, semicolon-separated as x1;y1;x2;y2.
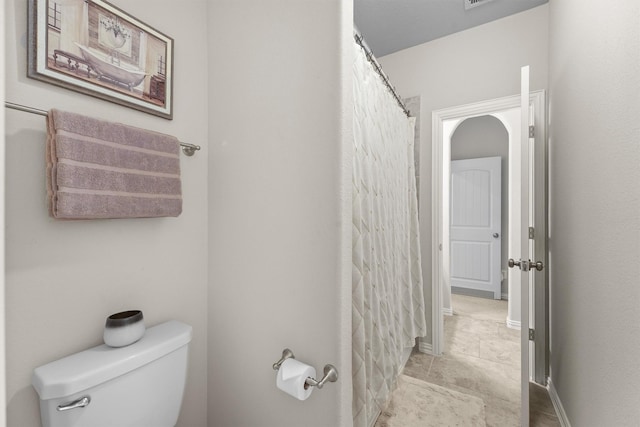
375;375;487;427
380;293;560;426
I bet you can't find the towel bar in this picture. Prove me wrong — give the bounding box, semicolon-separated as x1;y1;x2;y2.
4;101;201;157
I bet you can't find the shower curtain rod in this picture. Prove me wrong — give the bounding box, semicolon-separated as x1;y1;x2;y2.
353;33;411;117
4;101;202;156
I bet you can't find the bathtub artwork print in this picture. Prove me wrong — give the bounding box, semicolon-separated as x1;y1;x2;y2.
28;0;174;119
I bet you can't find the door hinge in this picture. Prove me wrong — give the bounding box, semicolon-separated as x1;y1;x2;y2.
529;125;535;138
529;227;535;239
529;328;535;341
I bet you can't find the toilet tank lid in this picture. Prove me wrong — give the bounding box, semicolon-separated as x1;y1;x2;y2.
32;320;192;400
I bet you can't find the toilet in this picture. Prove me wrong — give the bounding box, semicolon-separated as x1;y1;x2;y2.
32;320;192;427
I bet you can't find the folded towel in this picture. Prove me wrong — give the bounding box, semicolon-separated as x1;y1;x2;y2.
46;109;182;219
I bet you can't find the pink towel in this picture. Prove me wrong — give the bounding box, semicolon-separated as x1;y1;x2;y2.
46;109;182;219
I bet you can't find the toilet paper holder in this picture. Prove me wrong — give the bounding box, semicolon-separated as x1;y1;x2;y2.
272;348;338;389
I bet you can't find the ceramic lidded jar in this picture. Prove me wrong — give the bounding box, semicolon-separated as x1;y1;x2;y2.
103;310;145;347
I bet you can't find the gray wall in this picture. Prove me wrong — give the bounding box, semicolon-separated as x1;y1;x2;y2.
451;115;509;298
379;5;549;344
5;1;354;425
206;1;352;426
4;1;209;426
548;0;640;425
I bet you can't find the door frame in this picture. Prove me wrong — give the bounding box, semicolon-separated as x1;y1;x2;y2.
430;91;547;382
0;3;6;426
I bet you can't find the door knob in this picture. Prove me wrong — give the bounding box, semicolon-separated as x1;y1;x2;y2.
531;261;544;271
508;258;544;271
493;233;499;238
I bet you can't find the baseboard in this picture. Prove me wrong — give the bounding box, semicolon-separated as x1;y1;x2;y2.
442;307;453;316
501;292;508;300
451;286;496;299
418;341;434;355
547;377;571;427
506;318;521;329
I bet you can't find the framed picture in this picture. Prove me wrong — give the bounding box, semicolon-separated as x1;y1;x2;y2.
28;0;174;119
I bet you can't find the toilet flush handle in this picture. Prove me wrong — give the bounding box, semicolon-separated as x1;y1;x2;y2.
57;396;91;412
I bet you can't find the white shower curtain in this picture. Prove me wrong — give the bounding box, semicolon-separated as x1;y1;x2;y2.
352;42;427;427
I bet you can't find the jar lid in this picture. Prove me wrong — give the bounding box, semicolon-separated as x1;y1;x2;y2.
105;310;143;328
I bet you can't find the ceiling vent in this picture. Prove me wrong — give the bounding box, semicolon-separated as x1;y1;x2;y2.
464;0;496;10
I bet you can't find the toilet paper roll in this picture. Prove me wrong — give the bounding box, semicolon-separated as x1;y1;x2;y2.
276;358;317;401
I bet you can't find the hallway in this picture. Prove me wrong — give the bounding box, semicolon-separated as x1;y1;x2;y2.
376;294;560;426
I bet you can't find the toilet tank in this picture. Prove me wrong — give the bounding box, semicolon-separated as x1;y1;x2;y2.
32;320;192;427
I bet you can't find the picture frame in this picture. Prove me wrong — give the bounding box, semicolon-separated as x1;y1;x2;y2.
28;0;174;120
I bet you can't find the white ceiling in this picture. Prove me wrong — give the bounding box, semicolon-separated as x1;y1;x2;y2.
354;0;548;57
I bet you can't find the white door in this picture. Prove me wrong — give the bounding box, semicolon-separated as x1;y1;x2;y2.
515;67;548;427
450;157;502;299
513;65;547;427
